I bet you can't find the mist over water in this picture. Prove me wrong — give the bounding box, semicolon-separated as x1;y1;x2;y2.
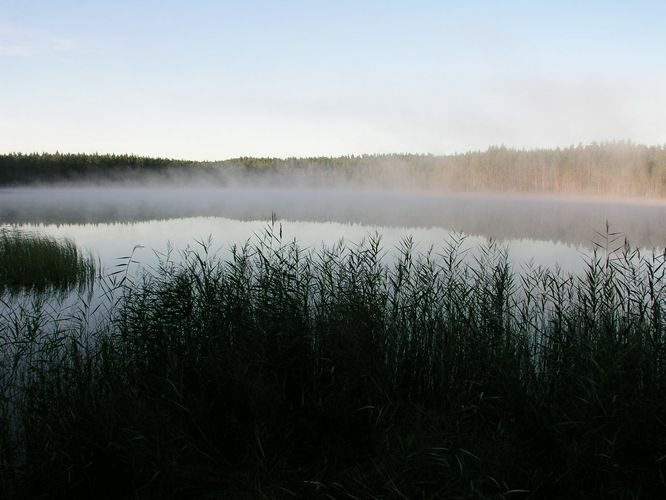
2;186;665;249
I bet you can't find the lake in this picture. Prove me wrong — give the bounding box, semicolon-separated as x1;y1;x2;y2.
2;186;666;275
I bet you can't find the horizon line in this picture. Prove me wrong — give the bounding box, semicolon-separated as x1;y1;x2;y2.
2;139;666;163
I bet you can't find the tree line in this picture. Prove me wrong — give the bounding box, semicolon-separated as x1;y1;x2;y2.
2;142;666;197
0;152;195;184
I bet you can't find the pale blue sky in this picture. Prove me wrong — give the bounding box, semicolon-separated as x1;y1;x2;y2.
1;1;664;159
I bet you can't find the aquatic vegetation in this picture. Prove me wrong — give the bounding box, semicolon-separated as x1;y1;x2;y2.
0;228;97;293
0;229;665;497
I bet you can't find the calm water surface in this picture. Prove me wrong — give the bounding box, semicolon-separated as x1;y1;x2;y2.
2;187;666;275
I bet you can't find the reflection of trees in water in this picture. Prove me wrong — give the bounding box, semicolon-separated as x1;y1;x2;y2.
1;188;665;249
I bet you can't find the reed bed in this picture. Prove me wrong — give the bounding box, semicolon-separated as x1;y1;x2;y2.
0;228;96;294
0;227;665;498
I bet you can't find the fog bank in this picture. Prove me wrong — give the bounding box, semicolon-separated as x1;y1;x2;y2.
2;186;665;249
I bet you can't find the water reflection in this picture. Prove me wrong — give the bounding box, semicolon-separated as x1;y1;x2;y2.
1;187;665;248
12;217;591;275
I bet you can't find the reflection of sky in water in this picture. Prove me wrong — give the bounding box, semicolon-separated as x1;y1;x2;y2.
2;188;666;250
13;217;593;275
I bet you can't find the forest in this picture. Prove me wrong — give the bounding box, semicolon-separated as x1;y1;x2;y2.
2;142;666;197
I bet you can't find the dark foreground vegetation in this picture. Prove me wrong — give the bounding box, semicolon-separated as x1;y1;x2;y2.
2;141;666;197
1;229;665;498
0;229;96;293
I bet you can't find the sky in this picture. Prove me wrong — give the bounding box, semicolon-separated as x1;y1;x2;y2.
0;0;664;160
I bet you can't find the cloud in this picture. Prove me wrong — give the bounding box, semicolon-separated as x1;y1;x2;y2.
0;44;33;57
0;19;77;57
